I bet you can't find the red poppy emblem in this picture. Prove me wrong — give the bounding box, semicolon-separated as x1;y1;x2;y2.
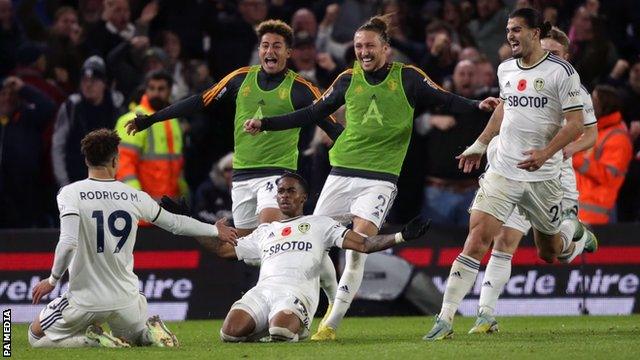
517;79;527;91
281;226;292;236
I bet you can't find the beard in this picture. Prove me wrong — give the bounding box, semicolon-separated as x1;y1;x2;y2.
148;97;169;111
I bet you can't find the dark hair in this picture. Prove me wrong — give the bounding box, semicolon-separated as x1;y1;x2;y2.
276;171;309;195
144;69;173;88
81;129;121;166
593;85;622;116
356;15;391;43
54;6;77;22
542;26;570;53
256;19;294;48
509;7;552;38
425;20;452;37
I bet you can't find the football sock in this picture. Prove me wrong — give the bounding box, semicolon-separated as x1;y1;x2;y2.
439;254;480;324
478;250;512;317
319;253;337;305
324;250;368;330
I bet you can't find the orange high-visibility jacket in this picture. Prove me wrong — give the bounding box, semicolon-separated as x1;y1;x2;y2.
573;111;633;224
114;95;188;200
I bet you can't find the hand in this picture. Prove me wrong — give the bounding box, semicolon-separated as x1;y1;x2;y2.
479;97;500;112
610;59;629;79
243;119;262;135
430;33;450;55
3;76;24;91
401;216;431;241
130;36;150;50
320;3;340;27
430;115;456;131
563;143;579;160
138;0;159;25
32;279;55;304
456;140;487;173
517;149;549;171
316;52;336;72
125;114;150;135
215;217;238;246
160;195;190;216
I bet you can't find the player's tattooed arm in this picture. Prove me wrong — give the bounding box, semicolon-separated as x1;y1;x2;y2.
341;216;430;253
477;101;504;145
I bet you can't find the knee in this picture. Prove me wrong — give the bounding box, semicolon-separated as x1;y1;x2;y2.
269;326;299;342
537;249;555;264
220;322;247;339
219;328;246;343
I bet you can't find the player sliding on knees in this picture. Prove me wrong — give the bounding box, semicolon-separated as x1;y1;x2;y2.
243;15;498;341
468;26;598;335
425;8;597;341
182;172;430;342
29;129;237;348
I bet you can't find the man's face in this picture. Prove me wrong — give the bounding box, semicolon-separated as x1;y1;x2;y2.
259;33;291;74
53;10;79;37
474;61;496;88
477;0;500;19
354;30;388;72
453;61;476;97
80;76;106;104
506;17;539;59
541;38;568;60
292;10;317;36
276;177;307;217
145;79;171;110
106;0;130;30
292;44;316;68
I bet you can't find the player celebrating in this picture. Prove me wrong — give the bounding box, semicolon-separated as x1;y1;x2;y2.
425;8;597;341
190;172;429;342
243;16;498;340
124;20;341;237
29;129;237;348
468;26;598;334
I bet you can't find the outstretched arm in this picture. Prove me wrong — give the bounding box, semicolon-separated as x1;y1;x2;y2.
341;216;430;253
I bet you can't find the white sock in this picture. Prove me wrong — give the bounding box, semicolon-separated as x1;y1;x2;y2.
558;231;587;263
439;254;480;324
478;250;512;317
558;219;577;254
29;324;96;348
219;329;247;343
319;253;337;306
269;327;299;342
324;250;368;330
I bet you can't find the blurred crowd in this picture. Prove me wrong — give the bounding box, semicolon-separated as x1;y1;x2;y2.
1;0;639;229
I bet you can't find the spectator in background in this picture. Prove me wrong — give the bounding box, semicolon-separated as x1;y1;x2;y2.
159;30;189;101
193;152;233;225
115;70;188;202
574;85;633;225
0;0;24;77
441;0;475;48
568;5;618;90
467;0;509;66
289;31;342;90
47;6;83;94
207;0;268;79
52;56;124;188
12;42;67;105
83;0;158;58
0;77;56;228
291;7;318;37
474;55;499;97
106;35;161;102
418;60;489;226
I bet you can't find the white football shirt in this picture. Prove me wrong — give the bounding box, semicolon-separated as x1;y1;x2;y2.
57;178;216;311
234;215;348;314
492;52;583;181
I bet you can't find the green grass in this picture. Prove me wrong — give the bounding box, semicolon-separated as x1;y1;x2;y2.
10;316;640;359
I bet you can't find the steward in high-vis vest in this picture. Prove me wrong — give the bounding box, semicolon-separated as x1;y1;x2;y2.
115;70;188;201
121;20;341;234
574;85;633;224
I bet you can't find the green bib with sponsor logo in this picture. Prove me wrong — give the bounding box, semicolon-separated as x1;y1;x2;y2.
234;65;300;170
330;62;414;176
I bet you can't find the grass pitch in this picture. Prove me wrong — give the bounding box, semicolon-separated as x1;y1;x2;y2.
11;315;640;359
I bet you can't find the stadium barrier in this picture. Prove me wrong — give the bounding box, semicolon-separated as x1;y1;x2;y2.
1;224;638;322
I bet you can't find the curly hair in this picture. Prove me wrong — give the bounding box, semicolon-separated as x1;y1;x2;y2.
80;128;121;166
256;19;293;48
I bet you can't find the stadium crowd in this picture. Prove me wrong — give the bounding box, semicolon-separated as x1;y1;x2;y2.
1;0;639;229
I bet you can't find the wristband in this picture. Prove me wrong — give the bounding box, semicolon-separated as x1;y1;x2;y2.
394;232;405;244
48;274;60;286
462;140;488;156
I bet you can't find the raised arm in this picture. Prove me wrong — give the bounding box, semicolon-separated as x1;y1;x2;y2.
125;68;247;135
341;216;430;253
244;70;351;135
